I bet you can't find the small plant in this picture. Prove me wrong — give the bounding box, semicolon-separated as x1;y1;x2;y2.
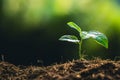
59;22;108;60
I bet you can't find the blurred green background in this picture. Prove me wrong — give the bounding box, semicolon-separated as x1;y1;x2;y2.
0;0;120;65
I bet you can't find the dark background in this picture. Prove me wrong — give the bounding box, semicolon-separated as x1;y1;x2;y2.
0;0;120;66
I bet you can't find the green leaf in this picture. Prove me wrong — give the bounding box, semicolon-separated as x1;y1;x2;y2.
59;35;79;43
81;31;89;39
67;22;81;33
81;31;108;48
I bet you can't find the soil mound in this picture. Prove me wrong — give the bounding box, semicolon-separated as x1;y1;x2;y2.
0;59;120;80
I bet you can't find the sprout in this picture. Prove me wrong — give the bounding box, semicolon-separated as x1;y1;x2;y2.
59;22;108;60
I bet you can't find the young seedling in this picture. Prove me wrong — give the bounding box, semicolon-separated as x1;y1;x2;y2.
59;22;108;60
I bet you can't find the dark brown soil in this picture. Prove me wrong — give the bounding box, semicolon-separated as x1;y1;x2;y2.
0;59;120;80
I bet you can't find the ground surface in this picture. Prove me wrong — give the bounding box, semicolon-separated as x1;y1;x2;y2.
0;59;120;80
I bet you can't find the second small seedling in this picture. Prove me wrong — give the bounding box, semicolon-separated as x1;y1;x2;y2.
59;22;108;60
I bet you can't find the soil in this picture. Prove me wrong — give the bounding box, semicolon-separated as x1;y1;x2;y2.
0;59;120;80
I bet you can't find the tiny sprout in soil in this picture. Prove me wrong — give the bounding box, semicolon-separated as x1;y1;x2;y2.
59;22;108;60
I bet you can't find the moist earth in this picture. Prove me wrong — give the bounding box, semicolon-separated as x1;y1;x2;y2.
0;59;120;80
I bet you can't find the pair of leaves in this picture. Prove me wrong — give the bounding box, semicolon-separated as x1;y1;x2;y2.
59;22;108;48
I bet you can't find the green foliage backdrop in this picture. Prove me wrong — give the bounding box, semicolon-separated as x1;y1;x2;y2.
0;0;120;65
